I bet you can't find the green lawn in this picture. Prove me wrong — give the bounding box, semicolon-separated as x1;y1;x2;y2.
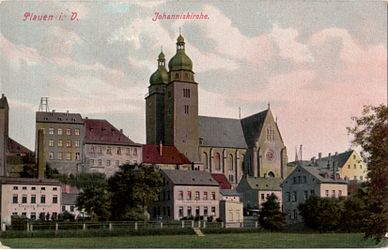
1;232;385;248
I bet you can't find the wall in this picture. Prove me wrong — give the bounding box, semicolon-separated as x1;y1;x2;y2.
219;200;243;227
339;151;368;182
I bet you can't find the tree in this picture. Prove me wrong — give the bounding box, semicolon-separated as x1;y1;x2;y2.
258;193;285;231
19;164;37;178
108;164;162;221
347;104;388;242
76;180;111;221
298;196;343;232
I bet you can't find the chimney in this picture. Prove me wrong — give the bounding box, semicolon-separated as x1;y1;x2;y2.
159;141;163;156
333;161;337;180
1;94;4;98
120;129;123;134
311;157;315;164
37;129;45;179
318;152;322;160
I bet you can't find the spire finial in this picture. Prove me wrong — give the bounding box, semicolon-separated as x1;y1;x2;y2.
268;102;271;109
161;45;163;52
179;27;181;35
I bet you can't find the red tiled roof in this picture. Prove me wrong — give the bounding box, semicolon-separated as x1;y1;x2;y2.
211;173;232;189
143;144;191;165
7;138;33;155
84;119;139;146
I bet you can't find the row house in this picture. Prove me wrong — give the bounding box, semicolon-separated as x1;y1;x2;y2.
151;169;219;220
0;177;62;225
83;119;142;177
282;164;348;224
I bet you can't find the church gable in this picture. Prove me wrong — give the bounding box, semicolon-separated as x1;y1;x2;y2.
240;110;268;147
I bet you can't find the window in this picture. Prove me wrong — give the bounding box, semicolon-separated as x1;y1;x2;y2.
90;146;95;153
184;105;189;114
167;191;170;200
107;147;112;154
303;176;307;183
31;187;36;190
30;212;36;220
338;190;342;196
187;191;192;200
211;192;216;200
293;209;298;220
304;191;308;200
261;193;265;200
348;164;350;169
70;205;75;212
354;164;356;169
58;140;63;147
229;175;234;183
74;128;80;136
53;195;58;204
107;160;111;166
178;191;183;200
62;205;66;212
97;146;102;154
41;187;45;190
133;148;137;156
12;194;18;203
49;127;54;135
298;176;301;183
266;126;275;141
211;207;216;215
57;128;62;135
49;140;54;147
325;190;329;197
195;206;200;216
22;186;27;190
214;153;221;171
22;195;27;204
98;159;102;166
183;88;191;98
179;207;184;217
13;186;18;190
66;152;71;160
49;152;54;160
203;192;208;200
53;187;57;191
30;194;36;204
74;140;80;148
90;159;94;166
310;190;315;196
204;207;208;216
293;177;297;184
66;140;72;148
41;195;46;204
75;152;80;160
22;212;27;217
195;191;200;200
126;148;130;155
187;207;192;216
332;190;336;197
117;147;121;155
66;128;71;135
286;192;290;202
291;192;297;202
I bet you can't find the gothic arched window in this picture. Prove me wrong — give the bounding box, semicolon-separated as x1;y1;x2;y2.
202;152;208;170
215;153;221;171
227;154;233;170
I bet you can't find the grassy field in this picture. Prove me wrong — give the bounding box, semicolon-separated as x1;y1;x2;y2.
1;232;386;248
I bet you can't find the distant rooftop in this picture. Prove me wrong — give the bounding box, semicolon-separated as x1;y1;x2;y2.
245;176;283;191
0;177;61;186
162;169;219;186
211;173;232;189
143;144;191;165
7;138;33;154
36;111;83;124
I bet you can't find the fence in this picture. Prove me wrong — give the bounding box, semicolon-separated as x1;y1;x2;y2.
5;220;260;233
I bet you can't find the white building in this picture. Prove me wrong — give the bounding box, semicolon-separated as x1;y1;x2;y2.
0;177;61;225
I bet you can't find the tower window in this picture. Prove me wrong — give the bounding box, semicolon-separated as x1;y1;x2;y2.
183;88;191;98
184;105;189;114
175;73;179;79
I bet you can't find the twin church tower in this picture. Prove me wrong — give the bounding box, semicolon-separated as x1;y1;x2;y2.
145;34;199;163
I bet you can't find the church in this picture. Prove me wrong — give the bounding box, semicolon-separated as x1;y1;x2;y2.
145;34;288;188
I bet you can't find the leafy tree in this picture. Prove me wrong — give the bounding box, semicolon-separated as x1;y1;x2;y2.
258;193;285;231
347;104;388;242
76;180;111;221
340;195;368;233
108;164;162;221
298;196;343;232
19;164;37;178
45;163;59;178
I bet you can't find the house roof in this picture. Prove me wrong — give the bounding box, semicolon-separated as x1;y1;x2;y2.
143;144;191;165
245;176;283;191
0;177;61;186
198;116;247;148
84;119;139;146
211;173;232;189
36;111;83;124
220;189;241;197
241;110;268;147
161;169;219;186
302;166;348;184
314;151;354;169
7;138;33;154
61;193;78;205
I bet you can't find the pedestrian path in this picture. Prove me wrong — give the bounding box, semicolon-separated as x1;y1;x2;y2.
193;227;205;237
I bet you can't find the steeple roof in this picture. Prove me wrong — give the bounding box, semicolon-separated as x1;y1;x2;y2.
168;34;193;72
150;51;168;85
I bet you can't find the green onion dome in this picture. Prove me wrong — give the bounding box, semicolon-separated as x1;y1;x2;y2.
149;52;168;85
168;34;193;72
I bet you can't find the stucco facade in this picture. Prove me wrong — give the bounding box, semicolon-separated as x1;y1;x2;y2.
0;177;61;225
339;151;367;182
282;165;348;224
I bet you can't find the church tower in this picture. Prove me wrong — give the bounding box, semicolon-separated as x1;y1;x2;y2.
146;51;168;145
0;94;9;176
164;34;199;162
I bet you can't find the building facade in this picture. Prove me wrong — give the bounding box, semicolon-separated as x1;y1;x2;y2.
0;177;62;225
83;119;142;177
282;165;348;224
236;176;283;209
151;169;219;220
36;111;84;175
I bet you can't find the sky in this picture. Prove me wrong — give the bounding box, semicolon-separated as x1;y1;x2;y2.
0;0;387;160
